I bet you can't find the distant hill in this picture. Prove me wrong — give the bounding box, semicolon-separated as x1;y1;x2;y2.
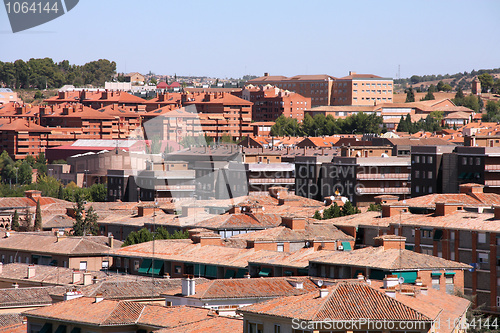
395;68;500;92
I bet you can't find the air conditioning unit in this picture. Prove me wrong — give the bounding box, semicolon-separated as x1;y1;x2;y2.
337;245;344;251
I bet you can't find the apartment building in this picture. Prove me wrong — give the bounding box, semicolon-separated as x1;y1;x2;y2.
234;85;311;122
332;71;394;106
247;73;336;107
319;156;411;206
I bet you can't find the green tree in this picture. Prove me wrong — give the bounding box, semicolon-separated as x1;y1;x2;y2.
478;73;494;93
453;87;465;106
83;206;99;236
123;228;154;247
34;199;42;231
342;201;360;216
482;101;500;122
368;203;381;211
18;162;32;185
11;210;19;231
313;210;322;220
421;89;435;101
405;87;415;102
89;183;107;202
72;192;86;236
57;184;64;199
34;153;47;177
428;84;437;93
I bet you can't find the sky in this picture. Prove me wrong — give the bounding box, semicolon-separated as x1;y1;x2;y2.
1;0;499;79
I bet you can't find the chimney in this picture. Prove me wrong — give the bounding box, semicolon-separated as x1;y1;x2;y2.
63;290;83;301
319;286;329;298
27;265;36;279
357;273;364;280
94;293;104;303
281;216;306;230
264;72;269;77
83;272;92;285
289;280;304;289
244;272;251;279
435;202;463;216
182;275;195;296
0;262;2;274
72;270;81;284
420;286;428;295
12;283;19;289
459;183;484;194
494;206;500;220
374;235;406;250
164;273;170;279
383;275;399;289
381;203;409;218
349;71;357;76
108;235;114;248
415;277;423;286
385;287;396;298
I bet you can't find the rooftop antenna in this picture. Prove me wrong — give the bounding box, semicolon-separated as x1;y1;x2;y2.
397;64;401;80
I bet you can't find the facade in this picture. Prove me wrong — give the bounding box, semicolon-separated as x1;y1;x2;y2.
332;72;394;106
247;74;336;107
234;85;311;122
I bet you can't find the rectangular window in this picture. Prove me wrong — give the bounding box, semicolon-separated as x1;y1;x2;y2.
134;260;140;271
428;156;433;163
415;156;420;163
428;171;433;178
415;185;420;193
478;232;487;243
478;253;488;265
274;325;281;333
277;243;284;252
415;171;420;178
79;261;87;270
476;157;481;165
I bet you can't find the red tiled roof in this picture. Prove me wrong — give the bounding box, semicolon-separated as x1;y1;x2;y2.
240;281;432;322
154;316;242;333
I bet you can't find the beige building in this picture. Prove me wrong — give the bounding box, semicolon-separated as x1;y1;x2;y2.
332;71;394;106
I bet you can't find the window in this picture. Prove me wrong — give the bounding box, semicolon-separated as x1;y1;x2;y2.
415;185;420;193
277;243;284;252
175;265;182;274
476;157;481;165
274;325;281;333
497;296;500;308
166;301;172;306
432;275;440;290
102;260;109;269
428;186;433;193
478;253;488;265
421;229;432;238
415;156;420;163
451;231;455;240
428;156;433;163
428;171;433;178
248;322;263;333
478;232;487;243
462;157;467;165
134;260;140;271
469;157;473;165
79;261;87;270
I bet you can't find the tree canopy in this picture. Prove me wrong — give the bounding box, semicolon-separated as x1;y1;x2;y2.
122;227;189;247
0;58;117;89
313;201;360;220
270;112;383;137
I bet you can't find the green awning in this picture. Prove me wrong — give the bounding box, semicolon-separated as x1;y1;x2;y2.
259;267;272;277
70;328;81;333
55;325;67;333
444;272;456;275
433;229;443;241
297;268;309;276
431;272;442;276
466;172;474;180
393;271;417;284
342;241;352;251
235;269;247;278
39;323;52;333
205;265;217;278
284;270;293;276
148;260;163;275
138;259;152;274
224;269;236;279
405;245;414;251
194;264;205;276
458;172;467;180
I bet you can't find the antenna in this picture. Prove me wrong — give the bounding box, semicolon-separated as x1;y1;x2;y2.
398;64;401;80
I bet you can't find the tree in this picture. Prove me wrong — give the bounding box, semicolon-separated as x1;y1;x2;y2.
482;101;500;122
83;206;99;236
453;87;465;106
313;210;322;220
342;201;360;216
478;73;494;93
89;183;107;202
34;199;42;231
405;87;415;102
57;184;64;199
72;192;86;236
18;161;32;185
11;210;19;231
421;89;435;101
428;84;437;93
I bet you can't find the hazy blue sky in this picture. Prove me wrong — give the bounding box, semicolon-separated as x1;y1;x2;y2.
1;0;499;79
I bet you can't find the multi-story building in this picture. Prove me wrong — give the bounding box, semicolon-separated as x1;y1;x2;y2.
410;145;459;197
247;73;336;107
332;71;394;106
320;156;411;206
234;85;310;122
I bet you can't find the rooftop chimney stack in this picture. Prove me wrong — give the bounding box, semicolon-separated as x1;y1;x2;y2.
0;262;3;274
27;265;36;279
385;287;396;298
182;275;196;296
94;293;104;303
83;272;92;286
72;270;81;284
319;286;329;298
383;275;399;289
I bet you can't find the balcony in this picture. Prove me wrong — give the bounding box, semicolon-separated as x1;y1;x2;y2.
153;185;196;191
356;187;410;195
485;165;500;172
484;180;500;187
357;173;411;180
249;178;295;184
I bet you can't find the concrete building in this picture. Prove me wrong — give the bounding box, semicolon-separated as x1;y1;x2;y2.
332;71;394;106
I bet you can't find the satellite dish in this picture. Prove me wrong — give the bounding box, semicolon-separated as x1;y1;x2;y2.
317;280;324;287
366;279;372;285
398;277;405;284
